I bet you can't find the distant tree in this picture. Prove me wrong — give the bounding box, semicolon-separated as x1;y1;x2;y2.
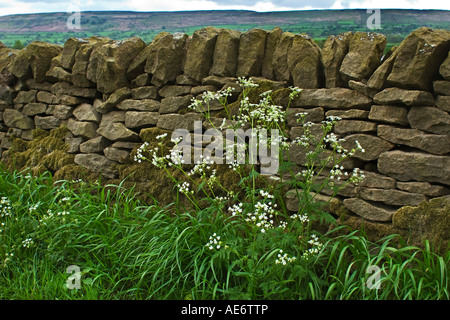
12;40;24;49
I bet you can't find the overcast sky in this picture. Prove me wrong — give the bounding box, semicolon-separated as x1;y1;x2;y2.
0;0;449;16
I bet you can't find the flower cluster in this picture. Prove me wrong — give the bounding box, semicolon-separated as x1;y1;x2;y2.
245;199;277;233
290;213;309;224
134;142;149;163
275;249;296;265
0;196;12;218
301;234;323;261
29;203;40;213
205;233;222;250
177;181;193;195
228;203;244;216
22;237;34;248
38;209;70;225
188;155;214;176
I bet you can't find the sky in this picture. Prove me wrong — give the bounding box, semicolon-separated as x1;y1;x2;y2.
0;0;449;17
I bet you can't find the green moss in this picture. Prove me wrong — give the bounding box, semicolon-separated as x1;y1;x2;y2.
54;164;97;182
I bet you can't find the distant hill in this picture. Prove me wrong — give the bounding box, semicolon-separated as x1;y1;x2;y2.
0;9;449;48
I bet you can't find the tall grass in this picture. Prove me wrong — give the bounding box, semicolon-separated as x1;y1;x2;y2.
0;167;448;300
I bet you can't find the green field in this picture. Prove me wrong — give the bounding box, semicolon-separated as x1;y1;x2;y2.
0;9;449;48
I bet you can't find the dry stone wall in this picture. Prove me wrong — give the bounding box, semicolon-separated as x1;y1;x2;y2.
0;26;449;244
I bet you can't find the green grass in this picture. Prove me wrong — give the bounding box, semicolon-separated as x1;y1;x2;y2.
0;166;448;300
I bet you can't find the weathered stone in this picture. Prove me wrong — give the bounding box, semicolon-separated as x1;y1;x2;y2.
325;109;369;120
373;87;435;106
51;81;98;98
343;198;396;222
191;85;217;96
67;118;98;139
94;59;129;94
340;32;386;83
366;48;398;90
158;85;192;98
131;73;152;87
101;111;126;123
272;32;294;82
111;141;142;150
236;28;267;77
104;147;130;163
387;27;450;90
35;115;62;130
157;113;202;131
116;99;160;112
60;37;89;70
13;90;37;104
95;87;131;114
131;86;158;100
407;106;450;135
124;111;159;129
392;197;450;251
334;120;377;134
74;153;117;179
0;84;14;104
322;32;352;88
79;136;110;153
348;80;379;98
97;121;140;141
396;181;449;197
184;27;219;82
360;188;427;206
287;143;360;169
36;91;57;104
145;32;189;85
9;41;62;82
3;109;34;130
22;103;47;116
377;125;450;155
359;171;397;189
289;88;372;109
440;51;450;80
73;103;101;123
210;28;241;77
55;94;87;106
202;75;237;87
433;81;450;96
287;107;324;127
261;27;283;80
368;105;409;126
126;43;153;81
378;150;450;186
341;133;395;161
46;66;72;83
65;136;84;153
88;37;146;93
159;95;194;114
53;105;73;120
71;40;100;87
288;34;323;88
435;96;450;112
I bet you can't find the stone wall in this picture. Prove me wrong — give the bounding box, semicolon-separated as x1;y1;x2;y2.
0;26;449;245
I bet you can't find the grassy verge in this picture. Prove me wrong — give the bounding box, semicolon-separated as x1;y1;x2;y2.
0;167;448;300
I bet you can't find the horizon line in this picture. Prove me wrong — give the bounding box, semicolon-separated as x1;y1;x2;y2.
1;8;449;18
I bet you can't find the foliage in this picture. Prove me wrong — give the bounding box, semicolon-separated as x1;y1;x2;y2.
0;167;448;299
